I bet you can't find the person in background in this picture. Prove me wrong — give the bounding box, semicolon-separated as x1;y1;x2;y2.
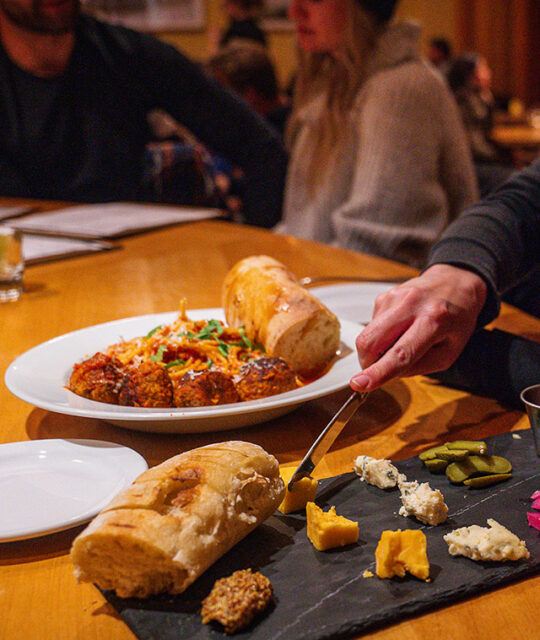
206;42;290;137
0;0;286;228
277;0;478;270
219;0;267;49
350;157;540;407
427;36;453;75
447;52;514;196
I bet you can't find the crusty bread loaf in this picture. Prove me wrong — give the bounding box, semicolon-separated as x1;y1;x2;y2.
222;256;341;378
70;441;285;598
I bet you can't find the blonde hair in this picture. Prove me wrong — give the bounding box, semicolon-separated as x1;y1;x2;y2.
286;1;384;188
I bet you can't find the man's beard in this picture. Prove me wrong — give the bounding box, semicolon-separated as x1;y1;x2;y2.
0;0;80;34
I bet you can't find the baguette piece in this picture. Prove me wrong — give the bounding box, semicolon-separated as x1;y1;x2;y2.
222;256;341;378
70;441;285;598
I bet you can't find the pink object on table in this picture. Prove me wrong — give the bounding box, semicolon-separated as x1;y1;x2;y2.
530;490;540;500
527;511;540;531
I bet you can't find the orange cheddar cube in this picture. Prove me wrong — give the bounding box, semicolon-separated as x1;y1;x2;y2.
375;529;429;581
306;502;359;551
278;467;318;514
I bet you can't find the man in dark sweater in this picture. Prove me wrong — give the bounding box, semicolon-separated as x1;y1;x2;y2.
0;0;287;227
350;157;540;403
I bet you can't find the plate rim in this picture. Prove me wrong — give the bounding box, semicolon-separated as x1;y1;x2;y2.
5;308;363;427
0;438;148;542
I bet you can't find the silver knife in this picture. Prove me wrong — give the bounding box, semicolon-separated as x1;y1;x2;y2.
287;390;368;490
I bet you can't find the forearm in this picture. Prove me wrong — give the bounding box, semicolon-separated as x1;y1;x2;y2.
428;158;540;325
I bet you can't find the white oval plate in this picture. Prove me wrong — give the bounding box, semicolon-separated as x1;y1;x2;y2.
0;439;147;542
5;309;363;433
311;282;396;324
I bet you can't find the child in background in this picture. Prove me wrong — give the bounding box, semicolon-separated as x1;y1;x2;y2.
206;42;290;137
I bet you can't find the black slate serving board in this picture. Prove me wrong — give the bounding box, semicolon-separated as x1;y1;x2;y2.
103;430;540;640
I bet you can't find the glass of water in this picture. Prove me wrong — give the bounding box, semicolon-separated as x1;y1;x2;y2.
521;384;540;457
0;227;24;302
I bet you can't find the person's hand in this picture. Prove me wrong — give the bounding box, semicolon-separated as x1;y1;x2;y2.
350;264;488;391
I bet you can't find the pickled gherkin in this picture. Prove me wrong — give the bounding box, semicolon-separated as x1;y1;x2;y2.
445;440;487;455
435;448;469;461
446;459;477;484
419;440;512;488
419;446;443;461
446;455;512;484
423;458;449;473
464;473;512;488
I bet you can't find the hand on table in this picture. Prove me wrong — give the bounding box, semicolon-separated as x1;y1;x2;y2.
350;264;488;391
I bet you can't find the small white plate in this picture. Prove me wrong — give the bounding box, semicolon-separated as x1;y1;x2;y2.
311;282;396;324
5;309;363;433
0;439;148;542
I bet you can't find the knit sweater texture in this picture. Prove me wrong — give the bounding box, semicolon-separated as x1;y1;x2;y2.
279;21;479;268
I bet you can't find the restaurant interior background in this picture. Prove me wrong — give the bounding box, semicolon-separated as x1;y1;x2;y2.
154;0;540;109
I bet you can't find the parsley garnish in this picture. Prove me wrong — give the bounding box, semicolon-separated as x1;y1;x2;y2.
217;341;229;358
238;326;253;350
196;319;224;340
150;344;167;362
144;324;162;339
164;358;186;369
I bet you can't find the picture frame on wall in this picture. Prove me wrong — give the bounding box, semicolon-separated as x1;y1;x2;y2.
261;0;292;30
82;0;206;32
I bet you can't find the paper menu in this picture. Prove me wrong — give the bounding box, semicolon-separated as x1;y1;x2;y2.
10;202;223;239
22;234;113;265
0;205;35;221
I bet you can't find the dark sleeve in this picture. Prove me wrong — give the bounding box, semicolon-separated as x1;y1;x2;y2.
427;157;540;325
92;23;286;227
430;328;540;410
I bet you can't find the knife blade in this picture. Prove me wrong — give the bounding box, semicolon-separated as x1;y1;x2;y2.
287;390;368;490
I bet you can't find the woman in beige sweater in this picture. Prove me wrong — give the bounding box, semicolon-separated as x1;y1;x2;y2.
278;0;478;269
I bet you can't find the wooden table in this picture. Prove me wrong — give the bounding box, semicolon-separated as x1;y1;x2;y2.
1;203;540;640
491;124;540;150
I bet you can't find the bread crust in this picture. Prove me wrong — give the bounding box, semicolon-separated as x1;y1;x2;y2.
70;441;285;598
222;256;340;378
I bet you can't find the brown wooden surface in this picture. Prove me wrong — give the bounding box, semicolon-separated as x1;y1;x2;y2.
455;0;540;108
491;124;540;149
1;201;539;640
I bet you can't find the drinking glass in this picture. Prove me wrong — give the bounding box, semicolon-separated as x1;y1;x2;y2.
528;108;540;129
521;384;540;457
0;227;24;302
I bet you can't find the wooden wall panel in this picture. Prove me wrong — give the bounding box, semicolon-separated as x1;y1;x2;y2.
455;0;540;107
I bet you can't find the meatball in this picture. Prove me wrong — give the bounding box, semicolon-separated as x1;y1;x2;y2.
235;357;297;401
119;361;174;408
173;369;240;407
69;352;125;404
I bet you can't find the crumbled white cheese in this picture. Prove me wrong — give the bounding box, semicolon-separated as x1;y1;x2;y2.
398;479;448;526
444;518;529;561
353;455;405;489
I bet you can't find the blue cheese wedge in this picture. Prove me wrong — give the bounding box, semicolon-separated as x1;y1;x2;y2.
354;455;405;489
398;479;448;526
443;519;529;561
